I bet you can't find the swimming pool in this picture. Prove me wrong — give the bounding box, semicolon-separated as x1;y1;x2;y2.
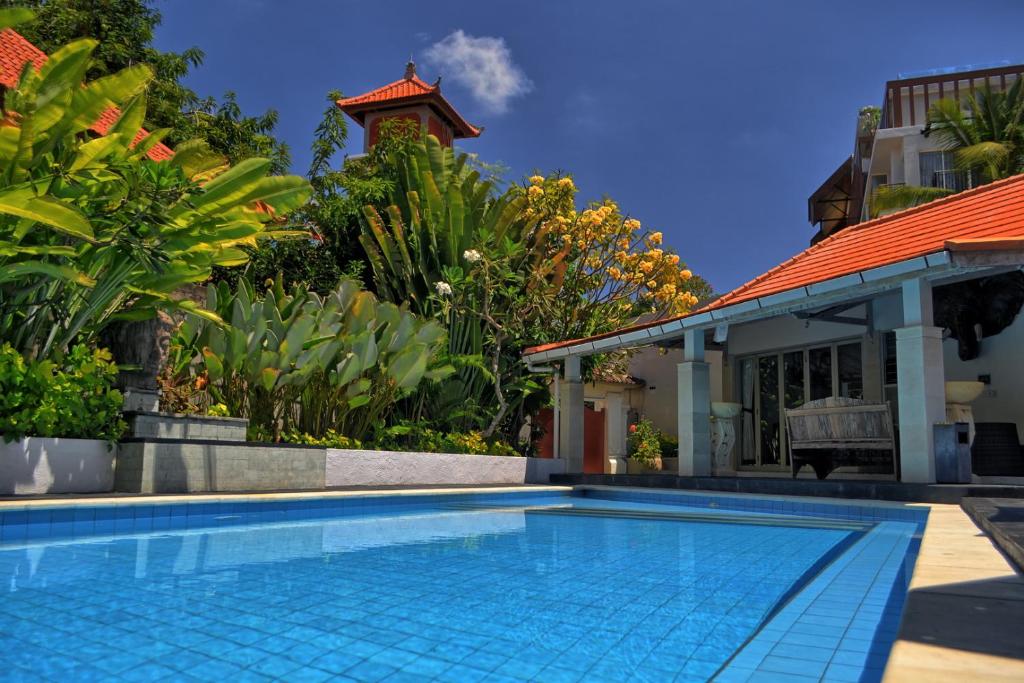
0;488;924;682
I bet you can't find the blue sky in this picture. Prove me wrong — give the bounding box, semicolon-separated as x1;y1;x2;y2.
154;0;1024;293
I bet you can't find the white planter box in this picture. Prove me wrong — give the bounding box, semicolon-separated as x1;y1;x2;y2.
0;437;115;495
326;449;566;487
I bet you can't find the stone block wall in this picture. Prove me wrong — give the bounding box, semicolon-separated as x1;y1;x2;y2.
124;412;249;442
115;441;325;493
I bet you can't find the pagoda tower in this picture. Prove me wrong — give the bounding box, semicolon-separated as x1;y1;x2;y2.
336;62;482;152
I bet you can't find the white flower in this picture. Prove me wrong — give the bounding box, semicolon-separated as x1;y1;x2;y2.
463;249;482;263
434;281;453;296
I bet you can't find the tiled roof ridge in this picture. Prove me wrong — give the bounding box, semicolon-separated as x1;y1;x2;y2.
336;74;437;106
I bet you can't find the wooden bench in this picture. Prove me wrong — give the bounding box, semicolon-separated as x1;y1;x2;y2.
785;397;896;479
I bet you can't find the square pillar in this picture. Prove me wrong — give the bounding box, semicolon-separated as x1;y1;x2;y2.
605;392;626;458
895;325;945;483
678;329;711;477
896;277;943;483
559;356;585;473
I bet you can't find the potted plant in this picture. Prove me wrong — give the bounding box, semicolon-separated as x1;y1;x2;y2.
629;418;663;472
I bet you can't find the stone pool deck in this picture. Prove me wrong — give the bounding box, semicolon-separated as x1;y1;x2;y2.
0;485;1019;681
883;502;1024;682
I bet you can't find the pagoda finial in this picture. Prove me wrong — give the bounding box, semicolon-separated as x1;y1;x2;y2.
404;59;416;80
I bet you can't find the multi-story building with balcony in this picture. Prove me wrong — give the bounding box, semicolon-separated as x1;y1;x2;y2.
808;62;1024;243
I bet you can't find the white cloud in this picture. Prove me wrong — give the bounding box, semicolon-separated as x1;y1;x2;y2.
425;30;532;114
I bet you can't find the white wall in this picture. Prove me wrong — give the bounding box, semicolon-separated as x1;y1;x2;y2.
943;310;1024;442
626;346;722;437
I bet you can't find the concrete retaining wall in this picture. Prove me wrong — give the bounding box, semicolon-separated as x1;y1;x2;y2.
0;437;114;495
326;449;566;487
124;412;249;442
115;441;325;493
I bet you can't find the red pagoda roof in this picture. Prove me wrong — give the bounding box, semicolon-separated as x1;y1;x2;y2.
0;28;173;161
336;63;481;139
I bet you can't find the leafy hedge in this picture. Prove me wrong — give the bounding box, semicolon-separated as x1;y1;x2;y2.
0;344;125;442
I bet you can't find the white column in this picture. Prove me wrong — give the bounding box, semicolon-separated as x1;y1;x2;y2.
896;278;944;483
559;356;585;473
678;329;711;477
605;392;626;473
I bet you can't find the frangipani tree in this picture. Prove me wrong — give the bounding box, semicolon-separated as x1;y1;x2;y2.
0;11;311;359
514;173;709;344
361;134;710;442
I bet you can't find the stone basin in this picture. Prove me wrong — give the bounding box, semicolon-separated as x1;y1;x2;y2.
711;402;742;419
945;381;985;404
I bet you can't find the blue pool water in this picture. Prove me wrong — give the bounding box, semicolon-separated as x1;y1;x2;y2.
0;491;917;682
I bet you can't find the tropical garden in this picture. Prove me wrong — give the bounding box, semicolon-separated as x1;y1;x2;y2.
0;2;711;456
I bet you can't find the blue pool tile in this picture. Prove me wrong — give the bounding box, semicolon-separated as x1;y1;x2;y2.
759;655;828;678
0;490;920;683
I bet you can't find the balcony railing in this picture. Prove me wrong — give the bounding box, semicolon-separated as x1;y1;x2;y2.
927;169;972;192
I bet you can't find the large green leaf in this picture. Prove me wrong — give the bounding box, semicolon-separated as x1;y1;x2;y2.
0;189;94;240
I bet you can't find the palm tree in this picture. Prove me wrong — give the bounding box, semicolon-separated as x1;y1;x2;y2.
869;80;1024;217
925;79;1024;182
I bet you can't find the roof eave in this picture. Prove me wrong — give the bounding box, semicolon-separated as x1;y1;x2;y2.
336;92;481;139
523;251;967;362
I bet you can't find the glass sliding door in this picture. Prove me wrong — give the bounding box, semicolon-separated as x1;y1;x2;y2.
838;342;864;399
758;355;781;466
737;338;870;471
740;358;756;466
809;346;832;400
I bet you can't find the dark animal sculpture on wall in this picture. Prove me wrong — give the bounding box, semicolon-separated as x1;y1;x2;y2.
934;272;1024;361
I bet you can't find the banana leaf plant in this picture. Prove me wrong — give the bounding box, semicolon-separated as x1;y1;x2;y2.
176;276;451;441
0;13;311;360
360;135;543;433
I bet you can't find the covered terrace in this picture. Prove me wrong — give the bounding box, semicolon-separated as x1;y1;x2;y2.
524;174;1024;485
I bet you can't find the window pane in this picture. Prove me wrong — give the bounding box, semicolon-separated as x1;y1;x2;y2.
740;358;756;466
883;332;897;386
783;351;805;409
809;347;832;400
838;342;863;399
758;355;780;465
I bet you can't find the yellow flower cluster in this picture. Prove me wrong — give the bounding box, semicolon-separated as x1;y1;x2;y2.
519;172;704;316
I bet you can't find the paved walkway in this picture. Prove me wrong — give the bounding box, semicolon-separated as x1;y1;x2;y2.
884;503;1024;682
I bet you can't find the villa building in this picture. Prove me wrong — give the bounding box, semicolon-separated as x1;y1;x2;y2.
525;174;1024;484
808;63;1024;243
336;62;481;152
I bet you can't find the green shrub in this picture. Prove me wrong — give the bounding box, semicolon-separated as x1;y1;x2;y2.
0;344;125;442
174;276;452;442
628;417;662;469
207;403;230;417
658;433;678;458
279;429;361;450
377;423;519;456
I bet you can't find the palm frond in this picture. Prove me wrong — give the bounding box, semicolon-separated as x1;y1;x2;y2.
870;185;952;218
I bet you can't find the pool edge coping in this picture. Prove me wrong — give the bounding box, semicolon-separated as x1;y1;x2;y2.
0;485;574;510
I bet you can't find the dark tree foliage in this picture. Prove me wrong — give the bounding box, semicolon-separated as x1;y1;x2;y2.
6;0;290;172
224;95;422;293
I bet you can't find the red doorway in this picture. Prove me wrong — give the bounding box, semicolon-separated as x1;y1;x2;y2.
535;406;606;473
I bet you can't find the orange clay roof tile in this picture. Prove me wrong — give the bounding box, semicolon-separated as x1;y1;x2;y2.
524;173;1024;356
336;70;481;139
0;28;173;161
